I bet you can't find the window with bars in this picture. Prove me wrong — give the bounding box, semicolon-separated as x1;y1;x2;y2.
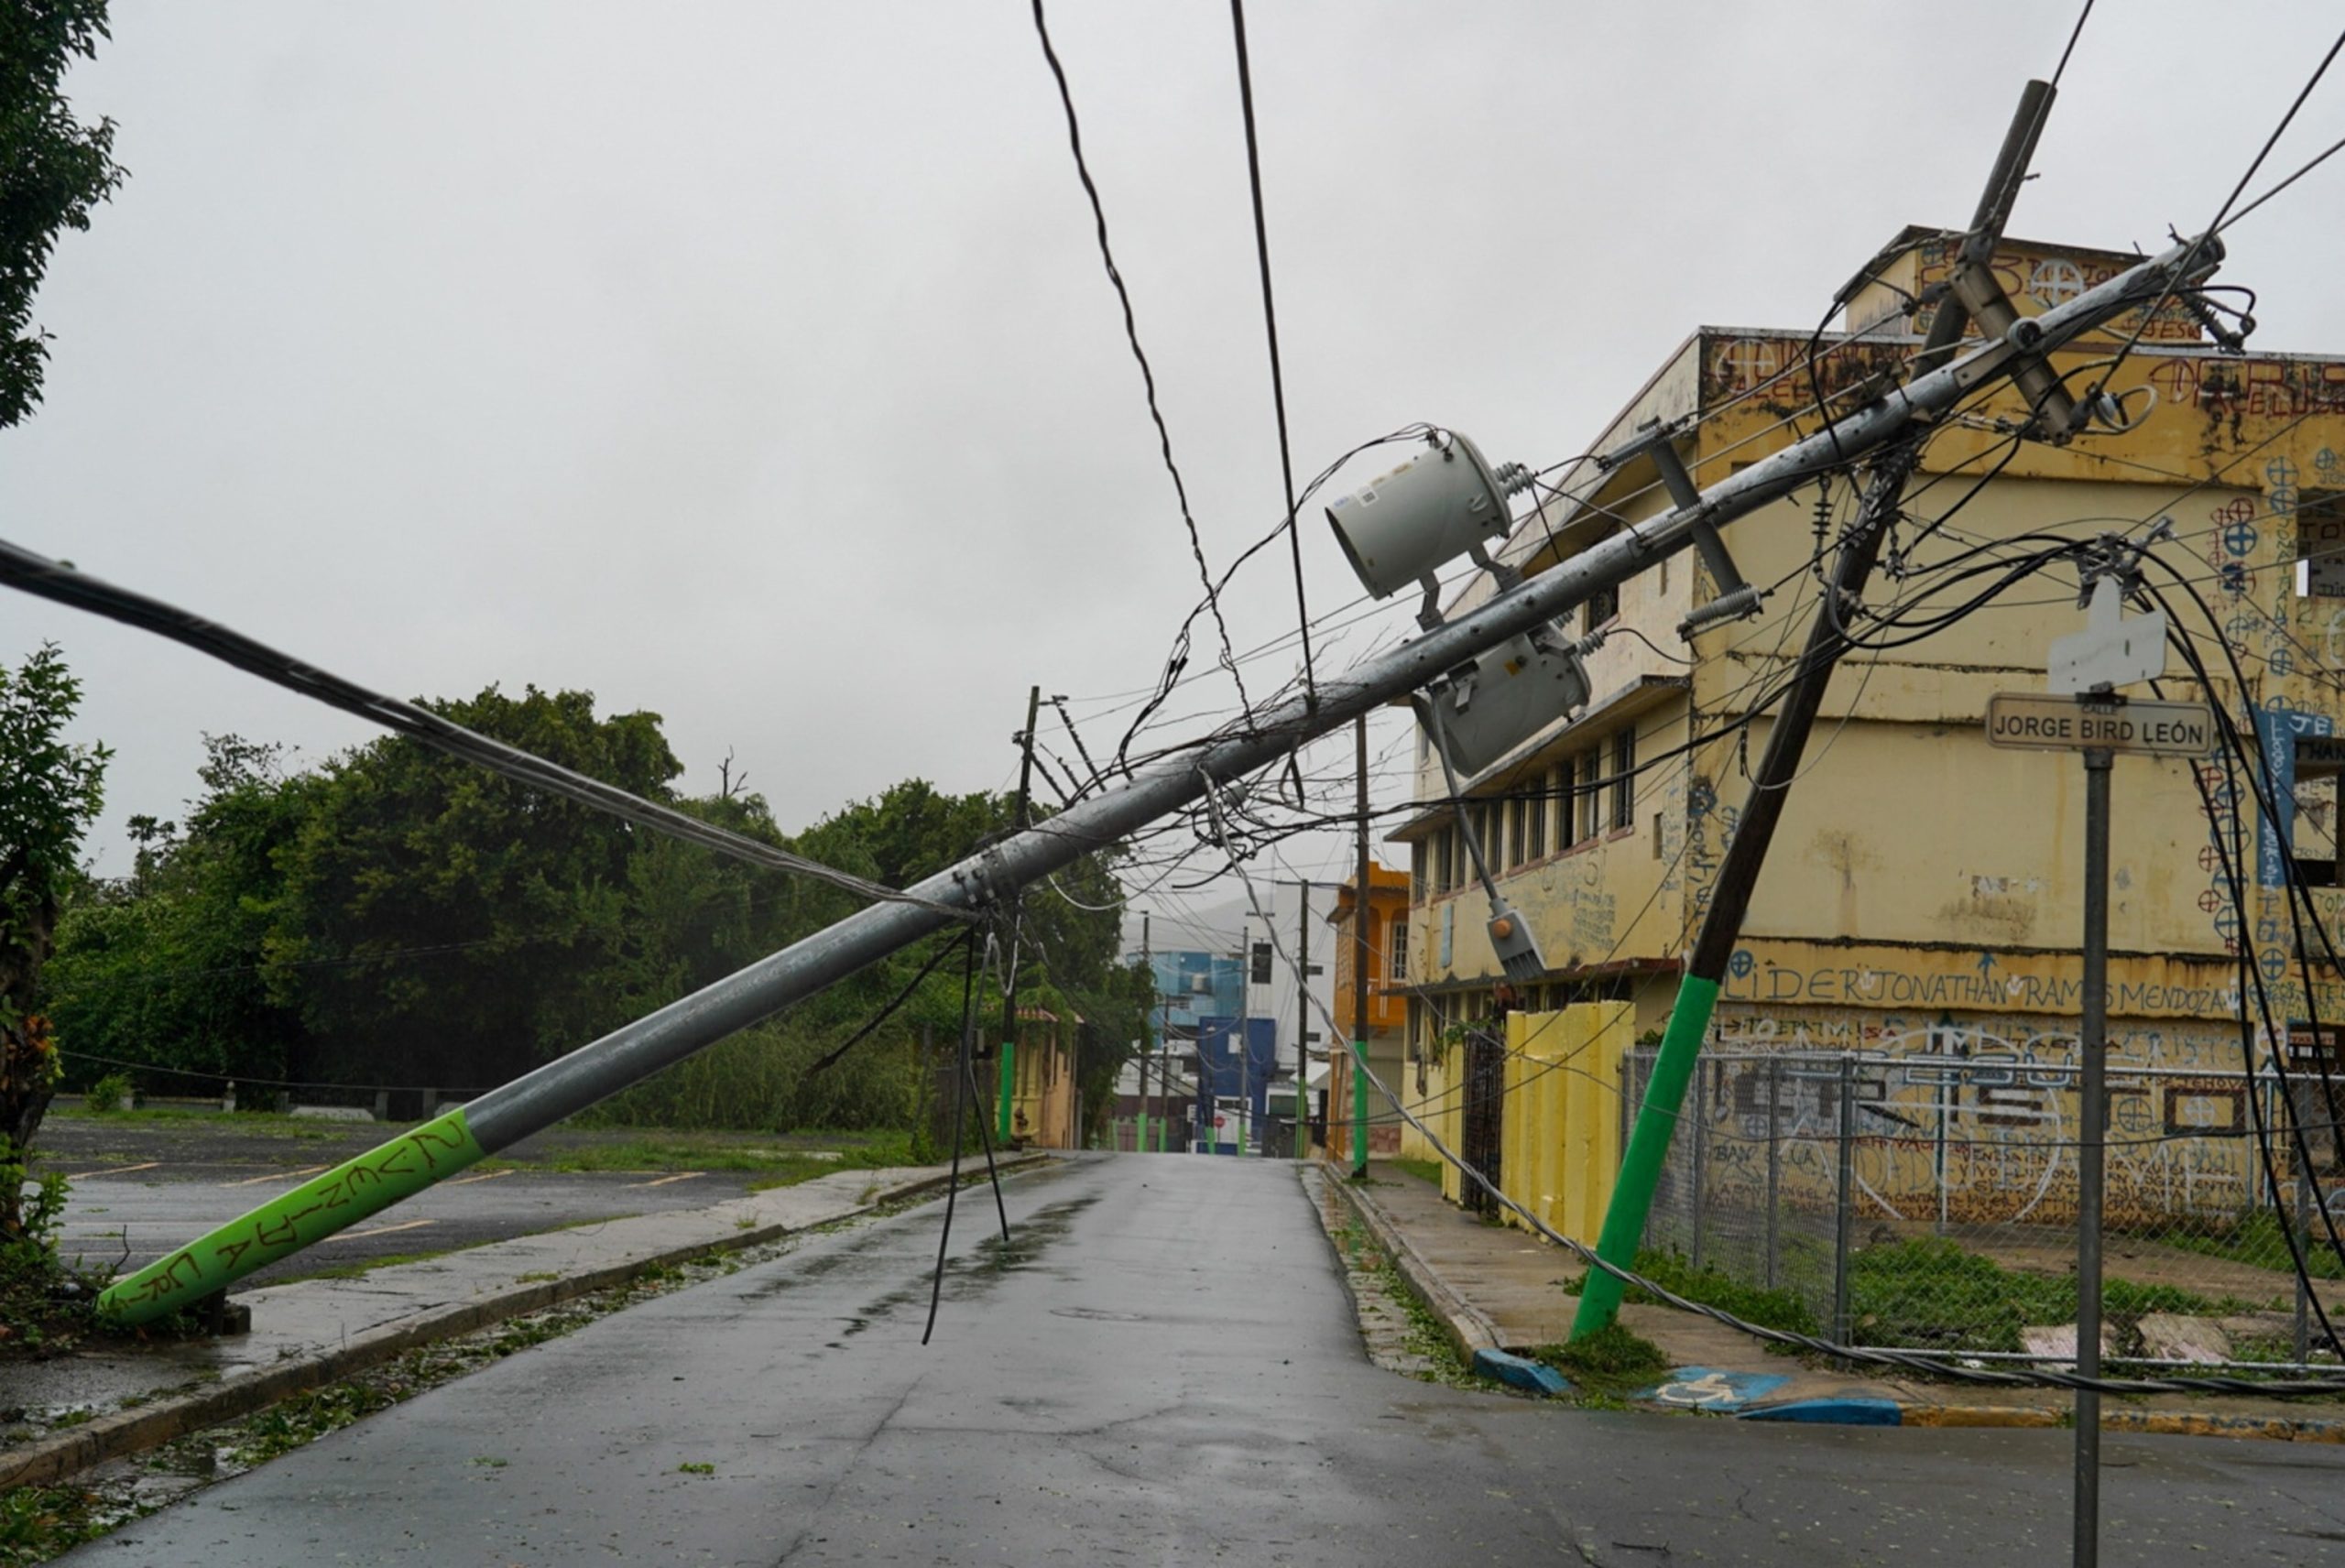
1611;728;1636;830
1526;771;1549;861
1578;746;1603;841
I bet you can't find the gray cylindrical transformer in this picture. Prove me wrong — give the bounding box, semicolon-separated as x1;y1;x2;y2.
1425;628;1592;777
1325;432;1517;599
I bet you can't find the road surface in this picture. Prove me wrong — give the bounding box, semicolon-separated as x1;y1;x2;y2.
62;1154;2345;1565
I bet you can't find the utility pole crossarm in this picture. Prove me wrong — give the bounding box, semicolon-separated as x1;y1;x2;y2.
96;209;2221;1324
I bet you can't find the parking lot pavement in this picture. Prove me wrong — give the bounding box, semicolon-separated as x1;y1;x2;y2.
31;1113;836;1288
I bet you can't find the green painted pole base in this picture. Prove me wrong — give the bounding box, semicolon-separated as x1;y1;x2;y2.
1569;975;1721;1341
997;1040;1015;1145
1136;1111;1150;1154
1350;1039;1369;1177
97;1108;486;1326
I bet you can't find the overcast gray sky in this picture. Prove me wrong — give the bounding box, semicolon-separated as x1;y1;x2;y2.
8;0;2345;947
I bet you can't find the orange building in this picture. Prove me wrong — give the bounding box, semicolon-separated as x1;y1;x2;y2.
1006;1008;1081;1150
1325;862;1410;1159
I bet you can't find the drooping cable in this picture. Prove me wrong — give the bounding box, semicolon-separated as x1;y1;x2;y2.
802;932;969;1080
0;538;969;920
923;933;984;1345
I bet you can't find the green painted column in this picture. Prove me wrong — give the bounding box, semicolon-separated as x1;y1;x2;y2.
997;1040;1015;1145
1569;975;1720;1337
98;1108;485;1325
1349;1039;1369;1178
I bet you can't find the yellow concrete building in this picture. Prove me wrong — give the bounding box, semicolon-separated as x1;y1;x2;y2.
1391;226;2345;1227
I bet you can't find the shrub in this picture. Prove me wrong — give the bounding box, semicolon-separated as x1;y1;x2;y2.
82;1072;133;1114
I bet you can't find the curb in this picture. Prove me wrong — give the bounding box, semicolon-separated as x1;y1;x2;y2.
1322;1171;2345;1445
1320;1166;1503;1363
0;1155;1050;1491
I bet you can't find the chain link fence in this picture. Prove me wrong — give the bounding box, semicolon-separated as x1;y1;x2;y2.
1626;1044;2344;1372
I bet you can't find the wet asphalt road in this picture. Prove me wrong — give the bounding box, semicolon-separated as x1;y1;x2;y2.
59;1154;2345;1566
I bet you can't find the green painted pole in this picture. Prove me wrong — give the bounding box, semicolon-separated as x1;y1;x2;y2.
1351;715;1371;1178
100;1109;484;1321
997;1040;1016;1146
1568;977;1718;1334
1568;448;1917;1343
1350;1040;1369;1178
1569;83;2054;1344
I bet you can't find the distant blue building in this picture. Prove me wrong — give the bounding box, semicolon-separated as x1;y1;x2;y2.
1192;1016;1279;1155
1147;949;1246;1034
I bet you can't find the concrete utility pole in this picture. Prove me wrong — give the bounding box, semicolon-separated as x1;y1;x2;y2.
99;198;2217;1323
998;684;1042;1147
1352;715;1371;1179
1571;76;2064;1344
1296;880;1313;1162
1137;910;1152;1155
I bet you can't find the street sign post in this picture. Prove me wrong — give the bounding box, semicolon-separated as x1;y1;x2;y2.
1985;669;2206;1568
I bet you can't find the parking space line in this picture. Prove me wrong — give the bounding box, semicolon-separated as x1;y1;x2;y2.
339;1219;435;1241
443;1169;516;1187
68;1161;163;1179
624;1171;705;1188
224;1164;330;1187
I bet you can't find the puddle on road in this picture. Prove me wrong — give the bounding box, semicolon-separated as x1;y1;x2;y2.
808;1194;1099;1346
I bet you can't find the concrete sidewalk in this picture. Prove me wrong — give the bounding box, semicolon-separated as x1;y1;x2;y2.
1329;1159;2345;1442
2;1154;1049;1488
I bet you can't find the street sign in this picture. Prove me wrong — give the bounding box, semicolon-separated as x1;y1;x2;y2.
1984;692;2214;757
2048;576;2168;693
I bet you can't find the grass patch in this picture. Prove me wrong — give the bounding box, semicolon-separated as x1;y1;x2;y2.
1569;1249;1820;1338
491;1128;920;1178
1390;1157;1444;1189
0;1486;112;1565
1586;1237;2274;1357
1845;1237;2266;1353
40;1106;379;1136
676;1461;714;1475
2157;1210;2345;1282
1529;1323;1671;1406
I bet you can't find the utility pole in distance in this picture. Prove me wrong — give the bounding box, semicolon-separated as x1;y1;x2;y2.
1137;910;1152;1155
1352;714;1371;1178
1296;880;1313;1162
998;684;1041;1147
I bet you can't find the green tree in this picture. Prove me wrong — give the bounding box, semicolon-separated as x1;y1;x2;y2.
269;686;680;1092
2;0;128;428
0;644;107;1237
42;735;317;1095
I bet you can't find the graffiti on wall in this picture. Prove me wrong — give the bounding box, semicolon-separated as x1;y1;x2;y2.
1696;1007;2314;1230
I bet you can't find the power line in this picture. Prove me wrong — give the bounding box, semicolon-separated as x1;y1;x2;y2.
2082;22;2345;411
2049;0;2096;89
1025;0;1254;746
1226;0;1315;713
0;538;967;920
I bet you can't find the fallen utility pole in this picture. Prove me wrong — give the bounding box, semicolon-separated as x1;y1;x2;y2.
1569;77;2062;1342
96;200;2216;1323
